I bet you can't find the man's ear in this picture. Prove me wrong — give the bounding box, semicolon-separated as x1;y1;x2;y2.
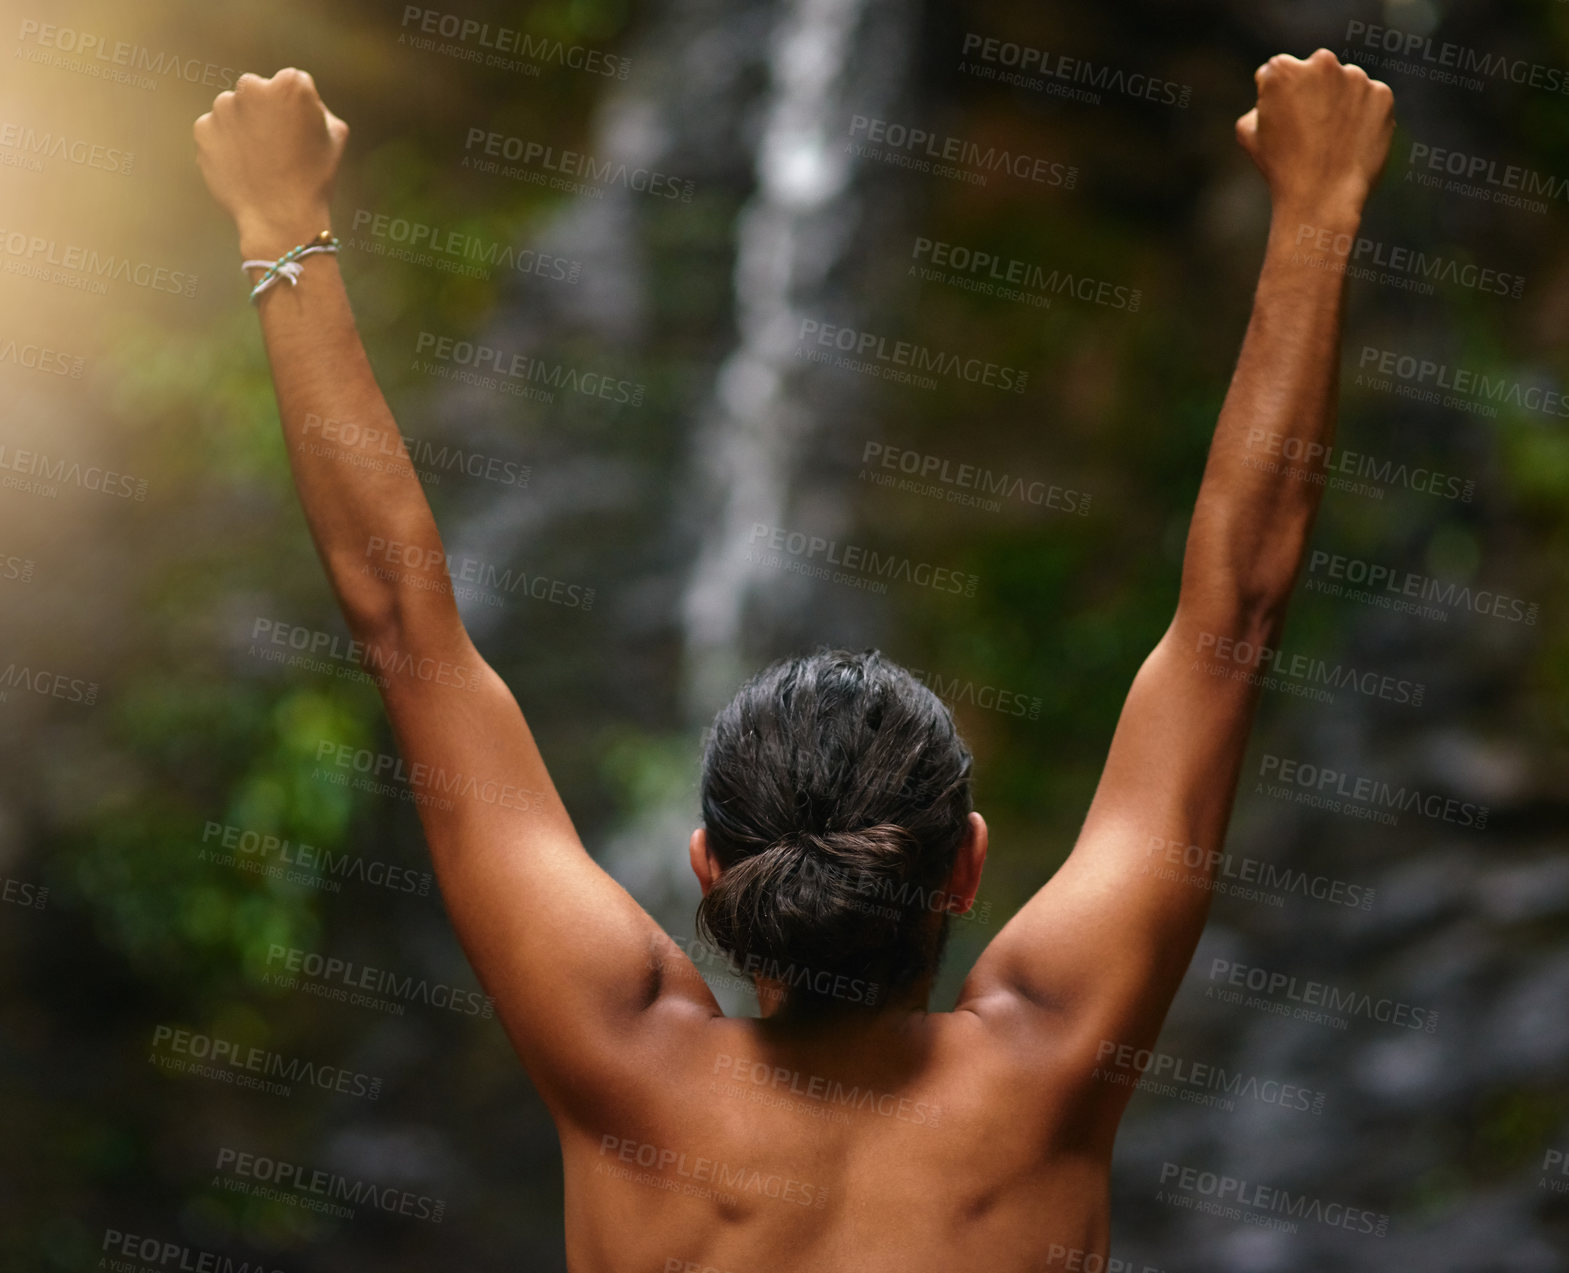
943;812;988;915
689;827;719;896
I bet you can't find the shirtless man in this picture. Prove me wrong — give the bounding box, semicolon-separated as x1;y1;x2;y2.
194;48;1393;1273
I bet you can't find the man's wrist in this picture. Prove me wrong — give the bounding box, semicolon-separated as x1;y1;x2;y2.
238;211;335;263
1268;195;1364;239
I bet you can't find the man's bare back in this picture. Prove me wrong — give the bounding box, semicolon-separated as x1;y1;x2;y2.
192;47;1394;1273
562;1002;1110;1273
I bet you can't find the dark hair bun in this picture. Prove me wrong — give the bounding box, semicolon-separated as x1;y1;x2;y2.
699;823;917;988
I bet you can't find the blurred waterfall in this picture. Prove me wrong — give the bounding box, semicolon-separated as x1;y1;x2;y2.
444;0;777;651
676;0;912;718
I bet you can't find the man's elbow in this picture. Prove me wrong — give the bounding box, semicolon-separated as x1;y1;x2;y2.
1180;532;1305;637
324;547;400;641
343;588;461;658
1238;530;1309;616
1226;569;1296;637
1170;580;1292;659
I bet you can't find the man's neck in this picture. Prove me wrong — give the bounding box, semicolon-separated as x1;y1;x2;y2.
751;974;933;1026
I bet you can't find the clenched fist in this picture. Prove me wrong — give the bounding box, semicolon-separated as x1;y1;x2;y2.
194;68;348;258
1235;48;1394;219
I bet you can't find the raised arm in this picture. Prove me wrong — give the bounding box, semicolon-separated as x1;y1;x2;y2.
958;50;1394;1118
193;70;716;1120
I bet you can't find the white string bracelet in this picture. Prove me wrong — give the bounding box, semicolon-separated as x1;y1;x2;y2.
241;230;340;303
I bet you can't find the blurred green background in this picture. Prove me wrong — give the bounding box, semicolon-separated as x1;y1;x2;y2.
1;0;1567;1268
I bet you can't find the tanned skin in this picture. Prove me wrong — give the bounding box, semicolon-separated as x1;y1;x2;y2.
194;49;1393;1273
